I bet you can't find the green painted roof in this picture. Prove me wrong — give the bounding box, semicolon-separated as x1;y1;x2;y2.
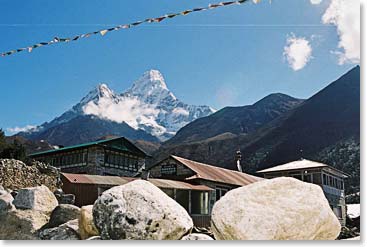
29;137;147;157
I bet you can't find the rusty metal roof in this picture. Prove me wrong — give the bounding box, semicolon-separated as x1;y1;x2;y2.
61;173;213;191
170;155;263;187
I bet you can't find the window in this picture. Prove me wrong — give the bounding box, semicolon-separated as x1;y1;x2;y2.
176;190;190;212
292;175;302;181
215;187;229;201
191;191;209;215
161;188;174;198
313;173;322;184
333;206;342;219
303;174;312;183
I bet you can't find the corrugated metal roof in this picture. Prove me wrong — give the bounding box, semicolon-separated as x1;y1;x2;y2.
61;173;213;191
30;137;123;156
256;159;328;173
170;155;262;187
148;179;212;191
256;159;349;177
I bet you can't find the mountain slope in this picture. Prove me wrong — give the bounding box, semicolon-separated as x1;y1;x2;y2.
165;93;304;145
243;66;360;170
28;115;160;146
18;70;215;145
5;135;55;155
154;66;360;194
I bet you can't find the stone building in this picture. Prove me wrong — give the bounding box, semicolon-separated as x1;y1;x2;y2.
29;137;148;177
257;159;348;226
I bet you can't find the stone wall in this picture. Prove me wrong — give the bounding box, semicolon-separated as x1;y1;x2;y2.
0;159;61;192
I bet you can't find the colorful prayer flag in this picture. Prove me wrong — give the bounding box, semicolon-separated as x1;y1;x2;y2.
1;0;250;57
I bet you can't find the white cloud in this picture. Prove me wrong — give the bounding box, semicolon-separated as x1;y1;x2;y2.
7;125;37;134
172;107;190;116
283;34;313;71
82;97;167;136
310;0;322;4
322;0;360;64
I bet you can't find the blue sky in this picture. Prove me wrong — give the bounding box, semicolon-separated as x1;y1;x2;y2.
0;0;359;134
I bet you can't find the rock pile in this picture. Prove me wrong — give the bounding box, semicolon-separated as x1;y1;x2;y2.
0;159;61;192
0;176;344;240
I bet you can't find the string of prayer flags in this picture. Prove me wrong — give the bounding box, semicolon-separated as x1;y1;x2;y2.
1;0;254;57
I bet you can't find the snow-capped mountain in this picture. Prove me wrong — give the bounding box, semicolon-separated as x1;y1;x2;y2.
121;70;216;138
18;70;215;145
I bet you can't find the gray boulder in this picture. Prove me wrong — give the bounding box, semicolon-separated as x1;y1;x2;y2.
93;180;193;240
11;190;18;198
45;204;81;228
13;185;58;214
181;233;214;240
0;191;15;212
39;219;80;240
0;209;49;240
54;189;75;205
58;194;75;205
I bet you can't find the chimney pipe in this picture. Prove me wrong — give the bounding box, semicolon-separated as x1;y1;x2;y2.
236;150;242;172
141;169;150;180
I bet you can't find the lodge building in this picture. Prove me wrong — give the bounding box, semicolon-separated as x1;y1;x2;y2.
257;159;349;226
29;137;148;177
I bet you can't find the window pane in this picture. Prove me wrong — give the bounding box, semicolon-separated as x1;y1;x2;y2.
176;190;190;212
304;174;312;183
191;191;209;215
216;189;220;201
161;189;174;199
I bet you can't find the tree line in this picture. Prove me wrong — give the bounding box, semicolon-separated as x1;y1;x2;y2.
0;129;27;161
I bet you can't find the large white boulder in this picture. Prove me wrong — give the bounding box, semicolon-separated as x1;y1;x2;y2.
13;185;58;214
211;177;341;240
93;180;193;240
79;205;99;240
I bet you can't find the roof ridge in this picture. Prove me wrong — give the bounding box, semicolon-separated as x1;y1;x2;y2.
171;155;256;176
